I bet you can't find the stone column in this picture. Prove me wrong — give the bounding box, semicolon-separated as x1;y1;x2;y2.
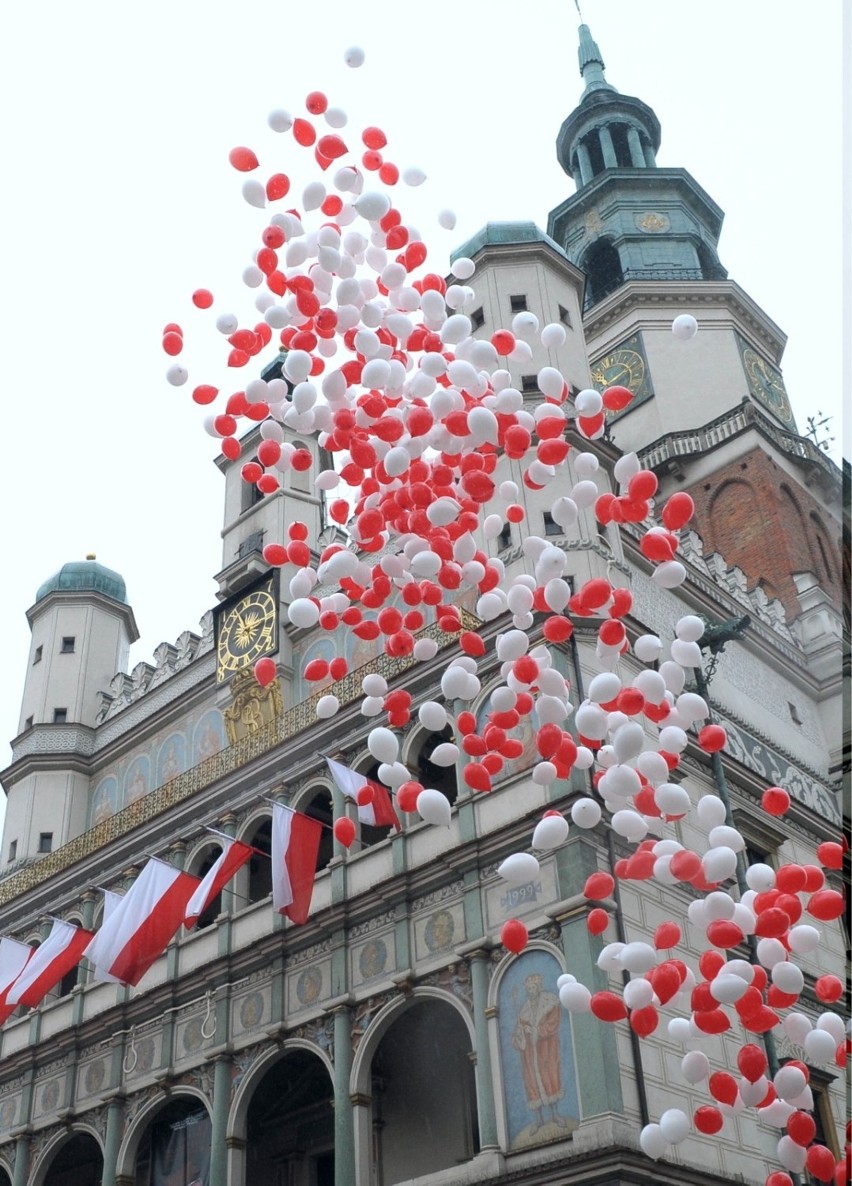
79;889;96;986
209;1056;232;1186
460;946;498;1150
643;141;657;168
101;1095;125;1186
626;126;645;168
217;813;238;916
598;126;617;169
333;1004;356;1186
10;1135;29;1186
575;140;593;186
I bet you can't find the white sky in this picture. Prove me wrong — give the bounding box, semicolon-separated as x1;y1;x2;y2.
0;0;846;815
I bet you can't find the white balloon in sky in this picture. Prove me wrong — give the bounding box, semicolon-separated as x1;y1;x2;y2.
344;45;365;67
166;365;188;386
438;209;457;230
672;313;698;340
242;179;267;209
402;166;427;186
268;109;293;132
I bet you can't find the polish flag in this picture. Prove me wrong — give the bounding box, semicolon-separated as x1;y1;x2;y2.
271;804;322;925
326;758;401;831
184;834;253;929
6;919;93;1009
0;936;34;1025
85;859;200;986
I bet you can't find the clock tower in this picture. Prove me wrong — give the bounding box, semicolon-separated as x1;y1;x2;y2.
546;20;843;635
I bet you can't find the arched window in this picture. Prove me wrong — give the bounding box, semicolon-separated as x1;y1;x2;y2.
301;788;335;871
371;1000;478;1181
240;457;264;513
412;728;458;807
810;514;837;582
610;123;632;166
134;1098;212;1186
582;238;624;308
188;843;224;929
246;1049;335;1183
41;1132;103;1186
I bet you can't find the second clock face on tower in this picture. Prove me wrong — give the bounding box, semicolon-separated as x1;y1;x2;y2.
216;580;278;683
589;334;654;413
740;344;795;428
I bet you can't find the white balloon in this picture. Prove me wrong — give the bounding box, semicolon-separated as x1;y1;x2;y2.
166;365;188;387
633;669;666;704
268;108;294;132
639;1124;668;1160
633;634;663;662
413;637;439;661
596;942;624;972
361;673;388;698
624;979;655;1010
675;615;705;642
242;178;267;209
774;1064;807;1102
803;1027;838;1064
588;672;622;703
636;751;669;786
418;701;448;732
612;723;645;764
652;561;687;589
696;795;727;829
344;44;365;66
816;1012;846;1043
710;973;750;1004
739;1076;769;1106
655;783;690;817
668;1017;692;1043
620;942;656;973
429;742;460;767
368;727;399;765
611;810;648;841
532;814;570;850
670;638;703;668
316;695;339;719
288;598;320;628
672;313;698;340
417;789;451;828
776;1135;807;1174
681;1050;710;1084
402;166;427;186
659;1109;689;1145
571;798;601;828
360;696;384;717
574;701;608;740
676;692;708;723
540;322;567;349
708;825;745;852
787;924;820;954
756;938;788;968
574;388;603;416
559;982;591;1012
702;846;738;882
498;853;541;884
437;209;457;230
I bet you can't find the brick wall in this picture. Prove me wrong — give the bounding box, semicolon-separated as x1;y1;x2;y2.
683;448;843;621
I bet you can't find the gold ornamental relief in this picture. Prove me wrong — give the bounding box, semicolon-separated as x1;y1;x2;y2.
635;211;670;233
224;668;284;746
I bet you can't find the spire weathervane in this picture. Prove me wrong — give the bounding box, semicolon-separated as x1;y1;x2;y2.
574;0;583;16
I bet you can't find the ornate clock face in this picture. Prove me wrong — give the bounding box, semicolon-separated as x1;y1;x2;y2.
590;345;648;402
741;348;795;427
216;586;277;682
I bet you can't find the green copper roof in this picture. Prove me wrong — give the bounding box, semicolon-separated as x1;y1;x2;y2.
36;559;128;605
450;221;569;263
578;23;615;96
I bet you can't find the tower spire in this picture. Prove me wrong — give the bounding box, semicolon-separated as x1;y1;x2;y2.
578;21;615;96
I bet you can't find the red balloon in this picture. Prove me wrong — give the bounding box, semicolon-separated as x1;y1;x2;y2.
192;288;214;308
660;491;694;530
253;657;276;687
653;921;681;949
694;1105;724;1135
192;384;218;405
501;919;529;954
762;786;791;815
317;134;348;161
786;1110;816;1147
693;1008;730;1034
396;781;422;813
266;173;291;200
817;841;844;869
586;907;609;935
162;331;183;356
629;1005;658;1037
698;724;727;752
814;974;843;1002
329;657;347;680
491;330;516;356
806;1145;837;1182
602;384;633;411
463;763;492;793
647;961;682;1005
229;146;259;172
333;817;356;848
590;991;627;1023
737;1043;768;1083
706;919;745;948
262;543;288;567
765;1175;794;1186
305;90;328;114
708;1071;739;1106
808;890;845;922
584;872;615;900
362;125;387;150
303;659;330;682
293;118;316;146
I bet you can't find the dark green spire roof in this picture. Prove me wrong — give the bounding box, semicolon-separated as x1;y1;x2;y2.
36;558;128;605
578;23;615;96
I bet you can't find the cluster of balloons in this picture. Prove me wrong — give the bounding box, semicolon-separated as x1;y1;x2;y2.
163;49;848;1186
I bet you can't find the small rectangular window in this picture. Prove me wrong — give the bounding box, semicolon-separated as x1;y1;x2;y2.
61;636;75;654
470;307;485;330
53;708;67;724
509;294;528;313
788;701;802;725
33;645;43;665
543;511;561;537
558;303;572;327
8;840;17;862
24;716;33;731
521;374;539;394
498;522;512;551
38;833;53;854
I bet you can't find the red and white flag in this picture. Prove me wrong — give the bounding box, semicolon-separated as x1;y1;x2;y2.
184;833;253;929
0;936;34;1025
271;804;322;925
85;858;200;986
326;758;400;831
6;919;93;1009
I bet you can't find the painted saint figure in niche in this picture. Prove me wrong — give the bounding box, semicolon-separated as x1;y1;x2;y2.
511;972;569;1135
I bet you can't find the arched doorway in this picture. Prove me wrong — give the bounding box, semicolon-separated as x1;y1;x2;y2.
582;238;624;308
245;1048;335;1185
41;1132;103;1186
133;1097;212;1185
370;998;479;1183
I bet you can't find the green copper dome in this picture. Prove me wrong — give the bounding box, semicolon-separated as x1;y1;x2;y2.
36;558;128;605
